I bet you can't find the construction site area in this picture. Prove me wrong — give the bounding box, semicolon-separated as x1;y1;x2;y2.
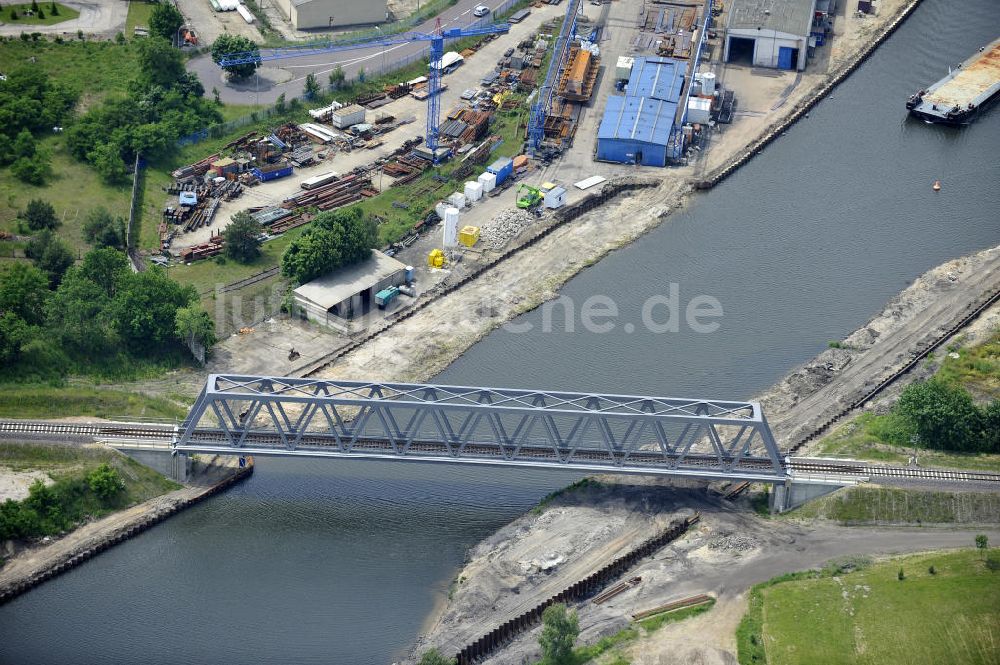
160;0;853;347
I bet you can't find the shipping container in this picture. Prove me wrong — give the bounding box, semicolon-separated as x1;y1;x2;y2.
330;104;366;129
252;163;293;182
486;157;513;185
301;171;339;190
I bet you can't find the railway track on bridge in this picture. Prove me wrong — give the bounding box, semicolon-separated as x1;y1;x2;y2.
2;420;999;484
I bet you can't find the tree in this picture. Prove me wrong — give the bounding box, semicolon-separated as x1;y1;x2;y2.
982;400;1000;453
26;230;74;287
82;207;127;249
21;199;59;232
87;463;125;501
223;211;263;263
11;153;50;185
77;247;131;297
45;268;117;355
211;34;260;80
30;0;38;12
90;142;129;184
149;1;183;42
13;128;36;159
304;72;320;98
136;37;187;89
0;262;50;324
897;567;905;581
9;9;17;20
110;267;196;353
280;208;376;284
417;649;455;665
50;2;59;16
175;305;217;350
0;311;30;366
538;604;578;665
895;379;983;452
329;65;345;90
36;7;44;18
977;534;989;558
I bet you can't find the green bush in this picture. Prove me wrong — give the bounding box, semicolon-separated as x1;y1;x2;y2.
87;463;124;501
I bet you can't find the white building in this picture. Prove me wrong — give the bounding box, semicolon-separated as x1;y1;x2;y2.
293;250;407;330
276;0;387;30
724;0;817;71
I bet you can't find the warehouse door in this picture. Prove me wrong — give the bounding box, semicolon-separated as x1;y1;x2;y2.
778;47;798;70
727;37;755;65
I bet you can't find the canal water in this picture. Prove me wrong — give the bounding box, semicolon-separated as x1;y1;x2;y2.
1;1;997;662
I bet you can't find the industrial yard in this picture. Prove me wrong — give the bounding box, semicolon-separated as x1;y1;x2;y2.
2;0;998;664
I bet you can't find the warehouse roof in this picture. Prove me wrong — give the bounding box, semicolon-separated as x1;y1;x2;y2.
597;95;678;146
727;0;817;37
626;57;687;102
293;250;406;311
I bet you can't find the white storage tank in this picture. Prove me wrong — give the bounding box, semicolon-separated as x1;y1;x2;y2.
464;181;483;203
442;207;460;247
477;171;496;193
448;191;467;209
435;201;450;220
687;97;712;125
701;72;716;96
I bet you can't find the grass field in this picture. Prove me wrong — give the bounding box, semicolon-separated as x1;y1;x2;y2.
0;39;137;103
2;3;79;26
124;0;155;39
742;550;1000;665
0;442;181;524
786;485;1000;524
0;136;133;250
0;384;187;421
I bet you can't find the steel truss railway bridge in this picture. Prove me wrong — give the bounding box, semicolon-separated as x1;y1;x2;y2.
173;375;789;483
5;375;998;510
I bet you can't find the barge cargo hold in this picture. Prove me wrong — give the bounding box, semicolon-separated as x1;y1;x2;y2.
906;37;1000;125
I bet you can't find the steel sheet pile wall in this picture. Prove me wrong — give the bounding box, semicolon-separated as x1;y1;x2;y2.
453;514;699;665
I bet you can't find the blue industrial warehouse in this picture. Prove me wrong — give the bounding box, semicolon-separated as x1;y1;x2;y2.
597;57;688;167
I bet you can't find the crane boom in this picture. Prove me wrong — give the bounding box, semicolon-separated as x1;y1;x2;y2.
527;0;585;153
216;23;509;158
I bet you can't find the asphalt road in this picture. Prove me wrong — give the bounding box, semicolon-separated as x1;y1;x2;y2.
188;0;522;105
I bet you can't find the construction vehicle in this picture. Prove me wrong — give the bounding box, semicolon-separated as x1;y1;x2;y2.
516;184;543;209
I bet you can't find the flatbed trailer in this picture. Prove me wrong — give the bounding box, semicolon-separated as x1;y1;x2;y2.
906;37;1000;125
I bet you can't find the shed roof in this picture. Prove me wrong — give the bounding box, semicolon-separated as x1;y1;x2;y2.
727;0;817;38
626;57;687;103
293;250;406;311
597;95;678;147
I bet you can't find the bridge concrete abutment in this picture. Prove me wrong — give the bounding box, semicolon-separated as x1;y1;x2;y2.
113;446;190;483
770;475;863;513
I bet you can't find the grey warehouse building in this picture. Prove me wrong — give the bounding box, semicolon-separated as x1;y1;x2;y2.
724;0;817;71
293;250;407;330
276;0;387;30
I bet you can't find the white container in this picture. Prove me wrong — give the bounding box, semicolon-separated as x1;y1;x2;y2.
701;72;716;96
236;3;254;23
687;97;711;125
615;56;634;81
443;207;460;247
448;192;467;209
464;181;483;203
435;201;451;220
330;104;366;129
477;171;496;193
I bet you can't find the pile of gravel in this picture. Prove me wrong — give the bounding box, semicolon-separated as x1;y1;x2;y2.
479;209;536;250
708;533;759;552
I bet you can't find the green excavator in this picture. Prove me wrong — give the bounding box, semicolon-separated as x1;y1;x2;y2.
516;184;543;209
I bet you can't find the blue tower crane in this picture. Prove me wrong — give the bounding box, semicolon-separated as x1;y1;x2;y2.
216;22;510;157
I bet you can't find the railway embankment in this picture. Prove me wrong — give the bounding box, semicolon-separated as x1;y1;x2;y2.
0;453;252;606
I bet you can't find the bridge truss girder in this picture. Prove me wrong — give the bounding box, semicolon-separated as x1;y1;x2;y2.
176;375;786;482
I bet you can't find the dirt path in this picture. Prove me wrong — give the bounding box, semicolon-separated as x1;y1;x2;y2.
759;246;1000;449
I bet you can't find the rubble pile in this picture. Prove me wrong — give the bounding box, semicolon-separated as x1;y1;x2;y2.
479;209;536;250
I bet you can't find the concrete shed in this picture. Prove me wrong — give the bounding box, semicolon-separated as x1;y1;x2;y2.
724;0;817;71
293;250;407;329
597;96;678;167
275;0;387;30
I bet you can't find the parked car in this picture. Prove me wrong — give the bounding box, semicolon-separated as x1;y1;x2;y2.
473;5;490;17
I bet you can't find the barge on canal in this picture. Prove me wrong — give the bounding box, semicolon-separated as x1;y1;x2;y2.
906;37;1000;125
